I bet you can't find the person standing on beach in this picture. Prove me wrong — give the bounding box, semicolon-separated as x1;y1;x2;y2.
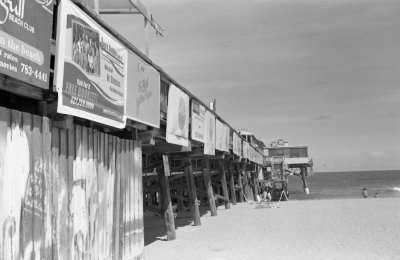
362;188;368;198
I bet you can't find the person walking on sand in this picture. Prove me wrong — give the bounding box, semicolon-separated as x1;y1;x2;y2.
362;188;368;198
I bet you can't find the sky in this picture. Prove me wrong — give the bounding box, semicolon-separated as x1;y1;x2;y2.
101;0;400;172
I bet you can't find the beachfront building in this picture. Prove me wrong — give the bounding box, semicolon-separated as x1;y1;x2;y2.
264;139;314;194
0;0;265;259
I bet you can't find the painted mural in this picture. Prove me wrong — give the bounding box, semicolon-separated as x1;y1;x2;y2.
0;106;143;260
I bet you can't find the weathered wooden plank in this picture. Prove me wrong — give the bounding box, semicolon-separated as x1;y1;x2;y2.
134;141;144;257
109;135;117;260
86;126;94;259
50;127;59;259
202;159;217;216
91;128;99;260
19;112;32;260
49;127;59;260
97;131;106;260
42;117;52;260
73;124;87;260
59;128;70;260
127;140;134;258
0;106;10;259
31;114;46;259
113;137;121;260
128;140;135;257
67;126;75;260
120;140;126;258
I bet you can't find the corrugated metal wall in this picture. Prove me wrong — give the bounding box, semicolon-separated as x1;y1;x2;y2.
0;106;143;260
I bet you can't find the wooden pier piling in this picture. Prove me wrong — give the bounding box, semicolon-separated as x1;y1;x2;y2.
202;159;217;216
184;158;201;226
157;161;176;241
218;160;230;209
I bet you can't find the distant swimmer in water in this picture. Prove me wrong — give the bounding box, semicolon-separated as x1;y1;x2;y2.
362;188;368;198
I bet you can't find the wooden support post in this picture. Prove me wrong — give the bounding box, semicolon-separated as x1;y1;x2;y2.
251;170;259;202
146;181;154;207
235;164;244;203
228;163;237;205
202;159;217;216
156;160;176;240
184;159;201;226
218;160;230;209
254;165;260;195
177;186;184;212
301;167;310;194
243;168;253;202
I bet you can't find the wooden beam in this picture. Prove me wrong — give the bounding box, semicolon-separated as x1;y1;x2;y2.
143;142;191;154
235;163;244;203
168;173;185;183
228;162;237;205
144;205;162;215
170;162;191;173
50;114;74;130
202;159;217;216
242;168;254;202
218;160;230;209
214;194;229;202
251;170;259;202
184;158;201;226
143;160;163;171
168;147;208;158
208;151;226;160
156;162;176;240
0;75;44;100
138;130;155;146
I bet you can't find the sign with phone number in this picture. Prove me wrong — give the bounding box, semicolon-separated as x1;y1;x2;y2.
0;0;54;89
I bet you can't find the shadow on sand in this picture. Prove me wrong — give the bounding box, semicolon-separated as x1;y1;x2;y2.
144;205;212;246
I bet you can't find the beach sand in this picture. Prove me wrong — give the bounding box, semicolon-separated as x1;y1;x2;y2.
144;198;400;260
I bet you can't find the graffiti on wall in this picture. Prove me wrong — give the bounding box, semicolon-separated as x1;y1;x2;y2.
0;108;144;260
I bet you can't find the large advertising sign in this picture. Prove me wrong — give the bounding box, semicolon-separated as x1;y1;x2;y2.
216;120;229;152
126;51;160;128
191;99;205;143
204;110;215;155
243;141;248;159
215;119;224;151
0;0;54;89
224;125;230;152
166;84;189;147
233;132;241;156
55;0;128;128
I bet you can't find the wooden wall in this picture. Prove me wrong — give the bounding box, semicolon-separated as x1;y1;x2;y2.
0;106;143;260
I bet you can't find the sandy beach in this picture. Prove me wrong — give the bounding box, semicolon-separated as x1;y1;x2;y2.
144;198;400;260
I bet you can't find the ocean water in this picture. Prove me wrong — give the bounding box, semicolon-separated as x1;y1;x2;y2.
287;170;400;200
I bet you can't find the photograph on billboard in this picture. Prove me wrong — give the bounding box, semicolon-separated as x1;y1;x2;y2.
55;0;128;128
0;0;54;89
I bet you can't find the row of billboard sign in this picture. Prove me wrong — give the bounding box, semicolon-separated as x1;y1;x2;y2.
165;84;263;164
0;0;160;129
0;0;264;164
